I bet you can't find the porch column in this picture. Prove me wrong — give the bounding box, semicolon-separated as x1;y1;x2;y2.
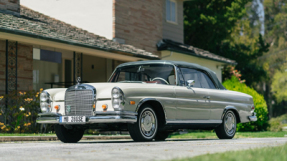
5;40;18;94
73;52;83;83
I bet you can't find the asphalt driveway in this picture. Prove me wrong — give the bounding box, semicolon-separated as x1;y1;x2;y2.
0;137;287;161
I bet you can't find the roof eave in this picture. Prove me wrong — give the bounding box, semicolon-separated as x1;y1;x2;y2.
159;48;237;65
0;27;159;60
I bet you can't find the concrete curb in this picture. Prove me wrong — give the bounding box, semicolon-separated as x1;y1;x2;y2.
0;135;131;142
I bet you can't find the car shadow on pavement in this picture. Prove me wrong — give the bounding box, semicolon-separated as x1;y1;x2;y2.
76;138;217;144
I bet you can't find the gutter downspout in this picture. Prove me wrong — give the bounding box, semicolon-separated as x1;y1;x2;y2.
161;51;173;59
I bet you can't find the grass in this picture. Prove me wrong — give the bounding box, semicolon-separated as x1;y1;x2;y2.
170;131;287;139
0;133;56;136
171;143;287;161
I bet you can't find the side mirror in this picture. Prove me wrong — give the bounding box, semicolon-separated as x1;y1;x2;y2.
187;80;195;89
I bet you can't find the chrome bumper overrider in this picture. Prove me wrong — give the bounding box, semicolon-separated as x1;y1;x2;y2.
248;112;257;122
36;111;137;124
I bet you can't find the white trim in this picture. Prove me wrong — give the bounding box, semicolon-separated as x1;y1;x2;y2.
166;0;178;24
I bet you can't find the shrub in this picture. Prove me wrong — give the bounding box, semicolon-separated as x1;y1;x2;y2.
268;114;287;132
223;76;269;131
0;90;41;133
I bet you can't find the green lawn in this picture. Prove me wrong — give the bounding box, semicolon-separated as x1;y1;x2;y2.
0;133;56;136
170;131;287;139
172;143;287;161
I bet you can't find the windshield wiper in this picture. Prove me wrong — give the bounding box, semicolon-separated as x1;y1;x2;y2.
118;81;144;83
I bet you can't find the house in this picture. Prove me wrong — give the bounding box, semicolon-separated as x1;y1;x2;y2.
0;0;158;95
22;0;236;82
0;0;236;95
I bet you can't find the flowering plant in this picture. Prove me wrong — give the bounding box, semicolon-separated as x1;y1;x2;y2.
0;90;42;133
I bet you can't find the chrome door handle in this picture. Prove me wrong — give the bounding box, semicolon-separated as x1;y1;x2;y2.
203;96;210;99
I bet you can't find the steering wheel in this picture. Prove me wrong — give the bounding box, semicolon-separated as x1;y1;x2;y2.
151;77;169;85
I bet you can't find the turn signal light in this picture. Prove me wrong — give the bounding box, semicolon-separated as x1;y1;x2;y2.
93;104;96;109
102;104;108;111
130;101;136;105
54;105;60;111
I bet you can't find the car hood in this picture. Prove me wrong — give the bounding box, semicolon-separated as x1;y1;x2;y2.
85;82;163;99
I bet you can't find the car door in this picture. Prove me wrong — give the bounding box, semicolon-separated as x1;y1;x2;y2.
174;68;212;120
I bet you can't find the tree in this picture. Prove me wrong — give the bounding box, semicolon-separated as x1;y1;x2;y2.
184;0;251;53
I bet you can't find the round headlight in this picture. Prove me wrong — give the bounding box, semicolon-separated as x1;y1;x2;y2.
40;102;49;112
113;99;119;104
40;92;48;102
41;107;48;112
112;88;120;98
111;87;125;111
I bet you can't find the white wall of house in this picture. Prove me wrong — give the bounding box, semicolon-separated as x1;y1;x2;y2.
161;50;225;82
21;0;113;39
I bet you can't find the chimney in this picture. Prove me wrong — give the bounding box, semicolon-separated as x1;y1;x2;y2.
0;0;20;16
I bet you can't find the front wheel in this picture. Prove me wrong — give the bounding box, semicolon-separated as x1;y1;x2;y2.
215;110;237;139
155;131;170;141
128;104;158;142
55;125;84;143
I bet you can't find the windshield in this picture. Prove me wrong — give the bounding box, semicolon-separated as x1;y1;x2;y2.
109;64;176;85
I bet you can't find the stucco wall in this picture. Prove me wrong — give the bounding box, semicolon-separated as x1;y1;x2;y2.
82;55;107;83
161;50;225;82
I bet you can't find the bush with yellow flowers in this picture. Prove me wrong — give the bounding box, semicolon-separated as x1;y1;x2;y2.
0;90;42;133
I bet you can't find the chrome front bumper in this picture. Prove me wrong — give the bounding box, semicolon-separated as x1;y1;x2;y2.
36;111;137;124
248;112;257;122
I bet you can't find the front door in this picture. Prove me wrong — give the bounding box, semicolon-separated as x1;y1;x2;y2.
175;68;216;120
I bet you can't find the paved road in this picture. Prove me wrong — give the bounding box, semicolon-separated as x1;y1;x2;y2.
0;138;287;161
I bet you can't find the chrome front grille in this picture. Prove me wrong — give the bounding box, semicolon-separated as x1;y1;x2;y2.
65;90;94;116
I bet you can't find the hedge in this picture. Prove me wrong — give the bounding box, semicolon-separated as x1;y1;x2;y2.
223;76;269;131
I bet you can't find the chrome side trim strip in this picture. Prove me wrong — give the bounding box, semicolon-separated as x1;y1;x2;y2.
166;120;222;124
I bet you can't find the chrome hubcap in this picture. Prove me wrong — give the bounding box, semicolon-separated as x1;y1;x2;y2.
224;112;236;136
140;109;157;138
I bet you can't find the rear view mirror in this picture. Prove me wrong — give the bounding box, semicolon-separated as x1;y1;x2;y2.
187;80;195;89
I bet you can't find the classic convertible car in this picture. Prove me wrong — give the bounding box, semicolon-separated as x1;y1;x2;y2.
37;60;257;143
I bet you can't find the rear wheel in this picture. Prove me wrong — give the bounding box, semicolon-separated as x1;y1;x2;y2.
128;104;158;142
55;125;84;143
215;110;237;139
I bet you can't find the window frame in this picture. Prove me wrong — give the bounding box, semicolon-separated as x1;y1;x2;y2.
177;67;218;89
166;0;178;24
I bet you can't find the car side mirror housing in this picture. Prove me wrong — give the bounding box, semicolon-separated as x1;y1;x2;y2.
187;80;195;89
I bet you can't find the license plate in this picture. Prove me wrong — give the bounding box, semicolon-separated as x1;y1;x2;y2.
60;116;86;123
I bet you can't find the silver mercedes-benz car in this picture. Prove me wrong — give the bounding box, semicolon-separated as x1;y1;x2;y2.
37;60;257;143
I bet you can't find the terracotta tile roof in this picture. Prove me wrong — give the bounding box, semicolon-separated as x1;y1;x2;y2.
0;6;159;59
157;39;236;65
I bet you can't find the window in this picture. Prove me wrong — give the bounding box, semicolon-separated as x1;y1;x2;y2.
109;64;176;85
180;68;216;89
166;0;177;23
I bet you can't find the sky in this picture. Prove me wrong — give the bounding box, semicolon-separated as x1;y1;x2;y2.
21;0;113;39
